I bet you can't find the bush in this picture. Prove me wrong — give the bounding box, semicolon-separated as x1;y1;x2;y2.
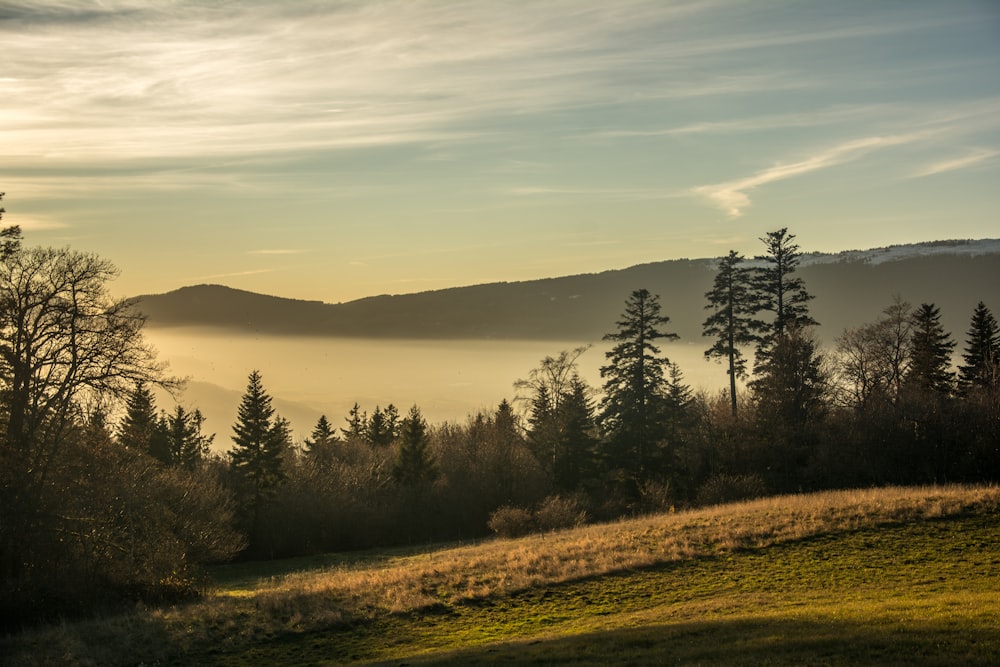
534;495;588;532
695;473;769;507
487;506;534;538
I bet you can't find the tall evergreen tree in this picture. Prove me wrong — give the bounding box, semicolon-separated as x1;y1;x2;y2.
906;303;955;394
230;370;286;533
304;414;339;464
753;228;817;361
599;288;679;484
366;404;400;447
703;250;761;416
118;382;167;459
958;301;999;392
163;405;213;469
341;402;366;441
392;405;437;486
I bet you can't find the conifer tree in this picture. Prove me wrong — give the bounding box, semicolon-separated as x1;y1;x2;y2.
599;288;679;484
392;405;437;486
753;228;817;361
341;402;366;441
958;301;999;392
703;250;761;416
906;303;955;394
164;405;213;469
230;370;286;532
118;382;166;459
304;414;338;463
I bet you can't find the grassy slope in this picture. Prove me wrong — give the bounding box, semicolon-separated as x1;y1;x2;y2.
4;485;999;666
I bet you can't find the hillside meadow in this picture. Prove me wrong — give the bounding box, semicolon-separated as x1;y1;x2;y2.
3;484;998;665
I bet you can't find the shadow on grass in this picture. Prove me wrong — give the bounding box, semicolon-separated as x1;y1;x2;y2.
375;615;1000;666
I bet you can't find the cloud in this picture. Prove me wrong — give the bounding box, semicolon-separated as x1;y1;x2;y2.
912;148;999;178
693;133;928;217
247;249;306;256
192;268;274;281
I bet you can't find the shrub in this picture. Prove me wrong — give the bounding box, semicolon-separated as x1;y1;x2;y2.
695;473;769;507
487;506;534;538
534;495;589;532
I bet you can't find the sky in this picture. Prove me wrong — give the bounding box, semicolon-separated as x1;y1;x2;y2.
2;0;999;303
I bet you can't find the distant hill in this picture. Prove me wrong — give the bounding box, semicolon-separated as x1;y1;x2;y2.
132;239;1000;343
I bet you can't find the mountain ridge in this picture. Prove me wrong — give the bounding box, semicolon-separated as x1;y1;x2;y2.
132;239;1000;343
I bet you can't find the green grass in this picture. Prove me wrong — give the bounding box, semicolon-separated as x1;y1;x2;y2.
201;513;1000;666
4;485;998;665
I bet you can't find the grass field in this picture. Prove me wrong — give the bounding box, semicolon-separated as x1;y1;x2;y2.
4;485;999;665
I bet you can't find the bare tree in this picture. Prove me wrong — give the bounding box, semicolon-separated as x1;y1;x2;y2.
0;245;174;586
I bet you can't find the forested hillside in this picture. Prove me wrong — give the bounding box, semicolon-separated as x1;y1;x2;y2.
133;241;1000;342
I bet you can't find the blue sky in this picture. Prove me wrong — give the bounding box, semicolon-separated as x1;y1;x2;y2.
2;0;999;302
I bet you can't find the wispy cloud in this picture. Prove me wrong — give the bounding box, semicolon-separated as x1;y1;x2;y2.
248;249;307;256
912;148;999;178
192;268;274;281
693;133;929;217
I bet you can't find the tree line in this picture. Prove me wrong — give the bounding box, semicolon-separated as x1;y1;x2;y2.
1;191;997;625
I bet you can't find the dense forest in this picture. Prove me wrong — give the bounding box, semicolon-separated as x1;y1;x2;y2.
1;191;997;628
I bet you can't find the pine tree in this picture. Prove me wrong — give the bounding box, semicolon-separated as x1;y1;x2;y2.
366;404;400;447
341;402;366;441
118;382;165;459
163;405;213;469
230;370;286;531
906;303;955;394
553;375;599;491
958;301;999;392
753;228;817;361
703;250;761;416
599;288;679;484
392;405;437;486
304;414;338;464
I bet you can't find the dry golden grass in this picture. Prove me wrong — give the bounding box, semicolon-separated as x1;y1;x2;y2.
4;484;998;666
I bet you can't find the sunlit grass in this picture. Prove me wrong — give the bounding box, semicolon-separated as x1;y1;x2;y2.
3;484;998;665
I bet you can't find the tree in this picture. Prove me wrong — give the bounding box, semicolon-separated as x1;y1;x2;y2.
906;303;955;395
118;382;163;455
703;250;761;416
229;370;286;537
0;245;171;589
163;405;213;469
392;405;437;486
599;289;679;484
0;192;20;259
752;228;817;360
366;404;400;447
304;414;339;464
342;402;366;441
749;324;828;490
958;301;999;393
833;296;912;411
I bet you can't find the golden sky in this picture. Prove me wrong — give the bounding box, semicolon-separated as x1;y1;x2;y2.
3;0;999;303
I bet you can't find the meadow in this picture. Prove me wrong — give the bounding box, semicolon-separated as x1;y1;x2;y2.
3;484;998;665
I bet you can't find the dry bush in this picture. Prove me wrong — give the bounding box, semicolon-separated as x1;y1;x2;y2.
487;506;535;538
534;495;589;532
695;473;769;507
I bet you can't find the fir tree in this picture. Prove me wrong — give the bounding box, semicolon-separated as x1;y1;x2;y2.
753;228;817;361
304;414;338;463
906;303;955;394
703;250;761;416
958;301;999;392
230;370;286;532
392;405;437;486
164;405;213;469
599;288;679;484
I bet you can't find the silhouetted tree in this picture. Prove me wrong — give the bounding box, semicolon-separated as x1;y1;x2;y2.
599;289;679;486
342;402;366;441
958;301;999;393
0;192;20;259
0;245;171;593
752;228;817;362
230;370;286;539
703;250;761;416
393;405;437;486
366;404;400;447
118;382;163;456
304;414;339;464
163;405;213;469
833;296;912;411
906;303;955;395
